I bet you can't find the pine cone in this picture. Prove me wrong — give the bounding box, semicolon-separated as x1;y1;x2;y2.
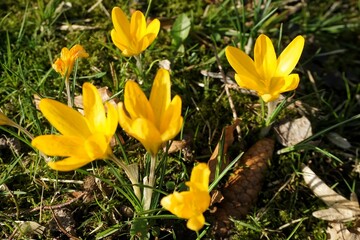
210;138;275;238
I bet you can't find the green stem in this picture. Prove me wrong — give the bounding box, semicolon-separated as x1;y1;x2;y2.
143;154;156;211
260;100;277;137
108;154;141;201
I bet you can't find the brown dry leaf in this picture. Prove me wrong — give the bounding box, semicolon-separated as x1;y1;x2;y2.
208;119;240;183
33;94;41;110
165;140;188;154
275;116;312;146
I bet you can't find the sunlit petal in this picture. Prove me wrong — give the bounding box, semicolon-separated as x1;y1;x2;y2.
48;156;93;171
104;102;118;137
84;133;111;159
275;35;305;77
280;74;300;92
111;7;131;47
160;95;183;141
234;74;265;93
225;46;260;81
69;44;89;59
83;82;106;131
39;99;91;138
32;135;85;157
130;11;147;41
124;81;155;121
188;163;210;192
260;93;279;103
149;68;171;128
187;214;205;232
146;18;161;37
128;118;162;155
254;34;277;80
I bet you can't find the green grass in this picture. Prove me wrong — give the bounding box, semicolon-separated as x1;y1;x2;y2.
1;0;360;239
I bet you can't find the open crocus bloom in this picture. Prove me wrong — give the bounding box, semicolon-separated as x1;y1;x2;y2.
226;34;305;102
111;7;160;57
161;163;211;232
32;83;118;171
118;68;183;156
52;44;89;79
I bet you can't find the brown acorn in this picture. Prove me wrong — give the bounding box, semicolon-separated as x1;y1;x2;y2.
210;138;275;238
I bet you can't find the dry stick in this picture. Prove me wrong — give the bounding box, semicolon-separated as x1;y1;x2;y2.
50;208;80;240
211;44;242;141
30;192;86;213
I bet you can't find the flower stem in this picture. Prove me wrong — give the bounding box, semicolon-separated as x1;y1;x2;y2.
108;154;141;201
260;100;277;137
134;55;144;84
65;78;72;107
143;154;156;211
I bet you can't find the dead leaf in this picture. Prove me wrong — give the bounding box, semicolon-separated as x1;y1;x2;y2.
165;140;188;154
275;116;312;146
208;119;240;183
302;164;360;240
12;221;45;238
327;222;360;240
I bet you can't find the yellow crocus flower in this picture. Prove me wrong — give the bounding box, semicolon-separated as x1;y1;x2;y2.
226;34;305;102
111;7;160;57
52;44;89;80
161;163;211;232
32;82;118;171
118;68;183;156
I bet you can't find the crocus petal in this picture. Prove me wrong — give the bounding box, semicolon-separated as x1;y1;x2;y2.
118;102;133;132
112;7;131;48
129;118;162;155
161;191;194;219
104;102;118;137
234;74;265;93
187;214;205;232
60;47;70;60
280;74;300;92
275;35;305;77
69;44;89;59
149;68;171;129
260;93;279;103
52;58;66;76
146;18;160;40
32;135;85;157
159;95;183;142
188;163;210;192
48;156;92;171
84;133;111;159
39;99;91;138
124;81;155;122
111;29;127;53
130;11;147;42
225;46;260;82
254;34;277;80
83;82;106;131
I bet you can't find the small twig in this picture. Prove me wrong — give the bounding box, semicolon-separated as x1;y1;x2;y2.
30;192;86;213
50;208;80;240
211;44;242;141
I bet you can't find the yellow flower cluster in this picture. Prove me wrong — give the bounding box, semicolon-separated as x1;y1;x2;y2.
22;4;305;235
